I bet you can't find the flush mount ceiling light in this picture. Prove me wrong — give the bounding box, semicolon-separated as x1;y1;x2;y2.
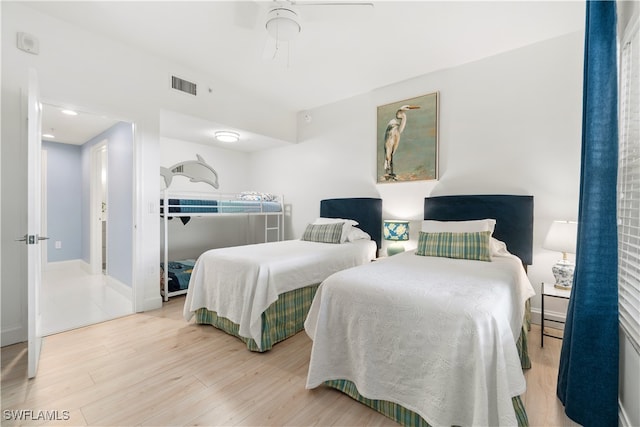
215;131;240;143
61;109;78;116
265;7;301;41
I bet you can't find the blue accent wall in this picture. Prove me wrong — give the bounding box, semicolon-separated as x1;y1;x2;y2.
81;122;134;287
43;141;83;262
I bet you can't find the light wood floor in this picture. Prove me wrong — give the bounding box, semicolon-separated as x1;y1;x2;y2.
1;296;580;426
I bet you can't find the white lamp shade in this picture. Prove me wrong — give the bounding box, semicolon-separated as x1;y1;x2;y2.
543;220;578;254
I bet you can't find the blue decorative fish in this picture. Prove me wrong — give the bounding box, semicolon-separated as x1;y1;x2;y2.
160;154;219;189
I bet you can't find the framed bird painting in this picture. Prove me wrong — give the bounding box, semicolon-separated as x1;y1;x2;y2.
376;91;439;183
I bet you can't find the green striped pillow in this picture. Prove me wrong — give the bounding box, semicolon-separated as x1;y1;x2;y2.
416;230;492;261
301;222;344;244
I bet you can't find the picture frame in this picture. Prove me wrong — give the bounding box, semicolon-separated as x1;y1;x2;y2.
376;91;439;183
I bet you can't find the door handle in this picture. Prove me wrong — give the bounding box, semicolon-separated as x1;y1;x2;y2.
15;235;49;244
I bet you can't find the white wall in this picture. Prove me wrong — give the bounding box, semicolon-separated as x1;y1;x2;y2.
159;137;271;260
1;2;295;345
250;31;584;322
160;137;252;194
1;1;582;346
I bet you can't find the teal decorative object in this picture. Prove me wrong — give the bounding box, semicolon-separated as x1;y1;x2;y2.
384;220;409;256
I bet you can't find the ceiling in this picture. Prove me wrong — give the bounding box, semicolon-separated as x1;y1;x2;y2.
41;103;120;145
27;1;585;149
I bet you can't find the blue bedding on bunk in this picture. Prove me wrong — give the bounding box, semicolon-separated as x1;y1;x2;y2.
218;200;281;213
160;199;281;214
161;259;195;292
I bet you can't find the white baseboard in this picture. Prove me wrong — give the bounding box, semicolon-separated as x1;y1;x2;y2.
106;276;132;300
1;325;25;347
142;294;163;312
45;259;89;272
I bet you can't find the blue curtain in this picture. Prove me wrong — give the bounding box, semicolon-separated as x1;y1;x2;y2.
557;1;619;426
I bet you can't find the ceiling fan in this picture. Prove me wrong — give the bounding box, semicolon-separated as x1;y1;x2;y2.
235;1;375;64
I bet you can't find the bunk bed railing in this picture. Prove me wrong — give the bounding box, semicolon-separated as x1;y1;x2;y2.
161;190;284;216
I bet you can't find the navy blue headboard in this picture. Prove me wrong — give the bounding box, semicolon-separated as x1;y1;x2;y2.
320;197;383;251
423;195;534;265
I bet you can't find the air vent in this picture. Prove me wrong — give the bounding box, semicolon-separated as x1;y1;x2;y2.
171;75;197;96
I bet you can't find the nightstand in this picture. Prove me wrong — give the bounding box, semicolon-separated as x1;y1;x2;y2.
541;282;571;347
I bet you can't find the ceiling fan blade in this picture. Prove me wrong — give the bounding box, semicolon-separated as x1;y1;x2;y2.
292;1;374;6
293;1;374;22
233;1;263;29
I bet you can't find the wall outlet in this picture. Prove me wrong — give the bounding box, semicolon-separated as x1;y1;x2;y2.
55;241;62;249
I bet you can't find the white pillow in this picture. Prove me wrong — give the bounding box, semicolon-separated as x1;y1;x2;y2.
346;227;371;242
421;219;496;234
490;237;510;256
313;217;358;243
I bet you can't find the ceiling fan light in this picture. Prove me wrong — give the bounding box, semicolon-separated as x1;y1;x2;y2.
215;131;240;143
266;8;300;41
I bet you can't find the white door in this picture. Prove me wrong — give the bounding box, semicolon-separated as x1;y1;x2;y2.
26;68;44;378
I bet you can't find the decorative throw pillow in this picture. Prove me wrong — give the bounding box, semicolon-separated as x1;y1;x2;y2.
301;222;345;244
415;230;492;262
313;217;358;243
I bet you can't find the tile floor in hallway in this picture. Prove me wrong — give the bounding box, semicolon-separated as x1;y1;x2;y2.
41;262;133;336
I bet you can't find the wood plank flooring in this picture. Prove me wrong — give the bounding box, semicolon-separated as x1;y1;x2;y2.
1;296;579;426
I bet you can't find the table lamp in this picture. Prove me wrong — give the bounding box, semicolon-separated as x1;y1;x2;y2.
383;220;409;256
543;220;578;289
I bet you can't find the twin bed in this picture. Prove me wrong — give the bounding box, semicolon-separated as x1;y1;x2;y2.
183;197;382;352
305;194;535;427
181;194;535;426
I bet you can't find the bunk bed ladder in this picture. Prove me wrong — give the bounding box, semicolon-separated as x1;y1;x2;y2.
264;212;284;243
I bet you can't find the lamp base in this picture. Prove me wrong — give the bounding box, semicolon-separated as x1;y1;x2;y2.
386;243;405;256
552;259;574;290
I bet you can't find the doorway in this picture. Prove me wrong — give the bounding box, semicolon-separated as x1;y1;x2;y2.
91;141;108;275
40;103;134;335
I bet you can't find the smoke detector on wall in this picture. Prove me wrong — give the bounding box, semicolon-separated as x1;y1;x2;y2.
17;32;39;55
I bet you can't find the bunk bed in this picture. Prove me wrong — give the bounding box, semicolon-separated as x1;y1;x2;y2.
305;194;535;427
160;190;284;301
183;197;383;352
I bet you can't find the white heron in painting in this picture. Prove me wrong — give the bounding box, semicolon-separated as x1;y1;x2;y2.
383;104;420;179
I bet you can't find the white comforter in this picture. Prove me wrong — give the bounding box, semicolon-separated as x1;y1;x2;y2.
305;247;535;427
184;239;376;350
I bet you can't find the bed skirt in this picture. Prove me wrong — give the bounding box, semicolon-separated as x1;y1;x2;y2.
194;283;320;352
323;379;528;427
322;321;531;427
